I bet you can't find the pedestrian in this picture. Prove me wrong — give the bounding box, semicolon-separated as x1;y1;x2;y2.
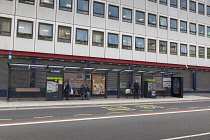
133;80;140;99
82;84;90;100
151;81;156;99
63;79;70;100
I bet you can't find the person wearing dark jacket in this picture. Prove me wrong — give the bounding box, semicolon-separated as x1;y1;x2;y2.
133;80;140;99
82;84;90;100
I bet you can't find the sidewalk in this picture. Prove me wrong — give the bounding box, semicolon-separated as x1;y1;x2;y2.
0;94;210;109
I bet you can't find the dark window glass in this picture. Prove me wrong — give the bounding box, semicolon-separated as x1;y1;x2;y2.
136;11;145;25
170;0;177;8
58;26;71;43
108;5;119;20
108;33;118;48
190;45;196;57
122;8;132;23
148;13;156;27
38;23;53;41
93;2;105;18
170;42;177;55
198;25;205;37
207;48;210;59
199;47;205;58
170;18;177;31
135;37;144;51
160;0;167;5
180;20;187;33
159;16;167;29
19;0;35;5
198;3;204;15
0;17;11;36
180;0;187;10
77;0;89;15
40;0;54;9
207;26;210;37
17;20;33;39
159;41;167;54
76;28;88;45
59;0;72;12
148;39;156;53
189;23;196;35
92;31;104;47
122;35;132;50
180;44;187;56
189;1;196;13
148;0;157;2
207;6;210;16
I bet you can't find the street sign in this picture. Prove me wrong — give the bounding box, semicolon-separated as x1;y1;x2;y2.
8;51;12;60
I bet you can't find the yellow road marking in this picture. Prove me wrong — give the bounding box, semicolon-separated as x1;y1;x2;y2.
166;108;179;110
188;107;199;108
73;114;92;116
107;112;125;114
136;105;165;109
140;110;153;111
34;116;53;119
102;106;136;111
0;119;12;121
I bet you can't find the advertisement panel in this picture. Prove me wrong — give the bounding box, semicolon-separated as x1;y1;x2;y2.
92;74;105;95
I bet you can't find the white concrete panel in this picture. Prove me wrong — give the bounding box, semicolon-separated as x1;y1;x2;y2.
146;27;158;38
197;58;206;66
146;52;157;62
16;2;36;18
146;1;157;13
197;36;206;45
188;57;197;65
205;59;210;66
73;44;90;57
157;53;167;63
206;38;210;46
106;19;120;31
188;34;197;44
133;51;145;61
179;33;188;42
188;13;197;23
56;10;74;24
134;0;145;10
168;7;178;18
158;29;168;39
35;20;55;54
179;10;188;21
90;46;105;58
74;13;91;27
105;48;120;59
168;31;179;41
178;56;188;65
134;24;146;36
205;17;210;25
107;0;120;4
158;4;168;15
197;15;206;24
168;55;178;64
121;0;133;7
91;16;106;29
120;22;133;33
0;0;15;15
120;49;132;60
37;6;56;21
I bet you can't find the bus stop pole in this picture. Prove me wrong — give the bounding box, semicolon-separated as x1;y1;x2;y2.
117;72;120;98
7;66;10;101
105;71;108;99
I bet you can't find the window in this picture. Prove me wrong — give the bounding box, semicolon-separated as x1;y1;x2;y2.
40;0;54;9
189;1;196;13
189;45;196;57
77;0;89;15
180;20;187;33
58;26;71;43
135;37;144;51
170;42;177;55
93;2;105;18
148;13;156;27
170;0;177;8
92;31;104;47
159;16;167;29
38;23;53;41
180;0;187;10
122;35;132;50
148;0;157;2
0;17;11;36
160;0;167;5
108;33;118;48
189;23;196;35
198;3;204;15
159;41;167;54
207;26;210;37
136;11;145;25
148;39;156;53
207;6;210;16
17;20;33;39
19;0;35;5
108;5;119;20
76;28;88;45
59;0;72;12
180;44;187;56
198;25;205;37
170;18;177;31
122;8;132;23
207;48;210;59
199;47;205;58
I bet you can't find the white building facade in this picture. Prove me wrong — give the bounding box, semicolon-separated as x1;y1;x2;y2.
1;0;210;97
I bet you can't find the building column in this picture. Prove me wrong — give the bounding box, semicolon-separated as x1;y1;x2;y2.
117;72;120;98
30;56;36;87
129;64;133;88
193;69;196;91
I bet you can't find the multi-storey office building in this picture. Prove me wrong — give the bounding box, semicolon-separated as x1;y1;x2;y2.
1;0;210;98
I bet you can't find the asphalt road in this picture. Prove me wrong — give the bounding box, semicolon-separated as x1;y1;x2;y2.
0;101;210;140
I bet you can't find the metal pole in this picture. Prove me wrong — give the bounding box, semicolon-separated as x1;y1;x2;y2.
7;66;11;101
105;71;108;99
117;72;120;98
141;73;143;98
192;69;196;91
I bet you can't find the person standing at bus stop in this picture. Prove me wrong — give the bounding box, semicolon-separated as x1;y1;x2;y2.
151;81;156;99
133;80;140;99
63;79;70;100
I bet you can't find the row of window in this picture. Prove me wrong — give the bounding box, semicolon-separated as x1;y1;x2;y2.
150;0;210;16
1;17;210;58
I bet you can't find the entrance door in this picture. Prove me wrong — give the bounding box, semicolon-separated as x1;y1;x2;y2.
92;74;105;95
